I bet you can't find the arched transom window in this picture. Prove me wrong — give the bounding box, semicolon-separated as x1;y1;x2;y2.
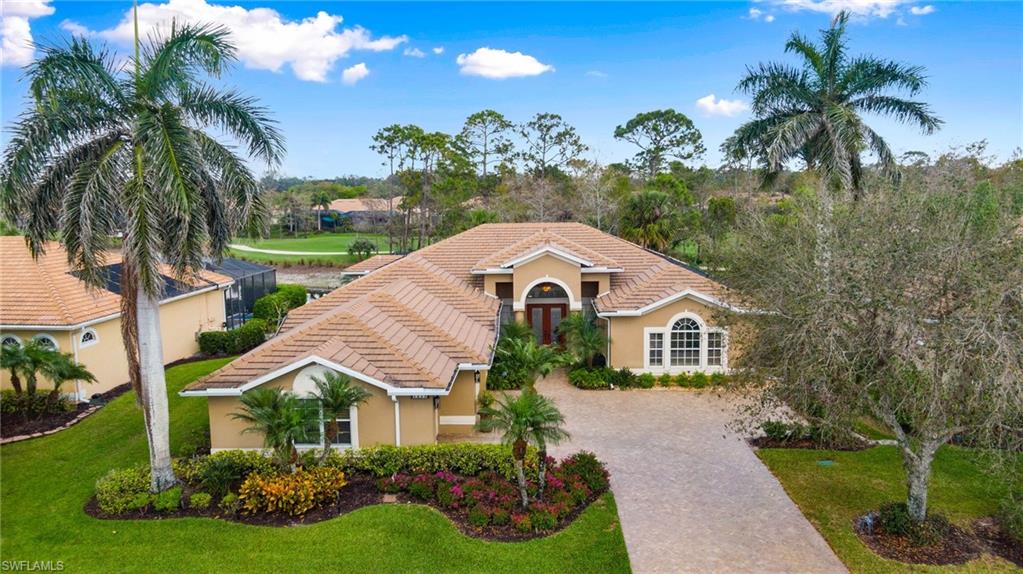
669;318;701;367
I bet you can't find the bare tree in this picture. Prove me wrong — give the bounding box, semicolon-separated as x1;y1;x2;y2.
723;180;1023;523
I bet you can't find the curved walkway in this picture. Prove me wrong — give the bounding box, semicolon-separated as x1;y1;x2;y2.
229;244;386;256
536;373;847;574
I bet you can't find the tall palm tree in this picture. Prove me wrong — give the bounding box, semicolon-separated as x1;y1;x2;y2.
0;12;284;491
312;371;371;463
232;387;314;470
726;11;941;198
310;190;331;232
477;391;569;508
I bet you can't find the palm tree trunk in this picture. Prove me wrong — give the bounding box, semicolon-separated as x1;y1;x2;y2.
536;445;548;501
26;374;38;396
137;290;176;492
8;371;22;395
320;419;338;464
513;438;529;509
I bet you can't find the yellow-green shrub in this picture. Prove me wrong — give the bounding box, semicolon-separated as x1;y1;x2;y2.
239;467;347;516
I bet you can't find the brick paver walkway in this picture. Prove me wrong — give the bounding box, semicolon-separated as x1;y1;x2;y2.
537;373;848;574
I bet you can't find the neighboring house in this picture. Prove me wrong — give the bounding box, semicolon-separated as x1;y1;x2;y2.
326;197;395;227
0;237;234;399
184;223;734;452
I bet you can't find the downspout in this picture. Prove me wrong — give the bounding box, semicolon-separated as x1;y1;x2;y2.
73;328;83;401
391;396;401;446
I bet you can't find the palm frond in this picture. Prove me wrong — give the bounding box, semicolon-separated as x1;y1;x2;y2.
850;95;943;134
840;57;927;97
764;112;823;171
860;123;900;185
28;37;125;111
179;85;285;165
822;12;850;89
784;32;825;79
192;130;268;242
140;22;235;99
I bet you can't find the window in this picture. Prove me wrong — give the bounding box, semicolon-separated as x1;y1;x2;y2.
79;329;99;348
33;334;58;351
648;332;664;367
669;318;700;367
295;399;353;448
1;335;22;348
707;332;724;367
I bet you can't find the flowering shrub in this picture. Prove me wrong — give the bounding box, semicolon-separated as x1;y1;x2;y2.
239;467;347;516
529;503;559;531
557;451;610;493
512;513;532;533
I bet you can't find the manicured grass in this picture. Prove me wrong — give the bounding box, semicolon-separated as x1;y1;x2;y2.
227;248;356;267
759;445;1018;573
234;233;389;253
0;359;630;573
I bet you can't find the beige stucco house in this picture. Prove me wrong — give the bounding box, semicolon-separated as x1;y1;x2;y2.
185;223;735;452
0;237;233;399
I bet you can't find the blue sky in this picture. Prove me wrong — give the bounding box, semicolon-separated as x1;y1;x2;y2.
2;1;1021;178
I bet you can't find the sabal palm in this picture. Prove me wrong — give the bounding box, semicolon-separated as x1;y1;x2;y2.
620;190;676;252
312;371;371;463
232;387;314;469
479;391;569;507
311;190;331;231
727;11;941;196
1;17;283;491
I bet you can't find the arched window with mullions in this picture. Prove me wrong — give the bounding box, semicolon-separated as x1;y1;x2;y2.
669;318;701;367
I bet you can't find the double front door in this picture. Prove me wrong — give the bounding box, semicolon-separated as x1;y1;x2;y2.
526;303;567;345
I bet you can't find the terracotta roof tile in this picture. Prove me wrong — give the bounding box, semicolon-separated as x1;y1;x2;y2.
344;254;403;274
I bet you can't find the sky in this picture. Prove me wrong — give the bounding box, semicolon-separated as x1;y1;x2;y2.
1;0;1021;178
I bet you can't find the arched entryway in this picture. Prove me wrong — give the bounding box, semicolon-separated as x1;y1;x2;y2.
524;282;569;345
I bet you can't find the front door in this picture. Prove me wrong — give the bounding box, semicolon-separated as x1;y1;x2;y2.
526;303;568;345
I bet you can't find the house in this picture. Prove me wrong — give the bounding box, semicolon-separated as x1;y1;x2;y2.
183;223;734;452
0;237;235;399
326;197;395;228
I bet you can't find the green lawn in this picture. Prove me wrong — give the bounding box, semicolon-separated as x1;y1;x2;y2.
759;445;1018;573
234;233;389;253
0;359;630;573
227;248;356;267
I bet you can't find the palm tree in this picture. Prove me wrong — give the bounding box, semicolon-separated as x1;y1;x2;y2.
1;12;284;492
558;313;607;368
41;352;97;401
310;190;331;232
232;387;315;470
1;341;31;395
477;391;569;508
726;11;941;199
620;190;679;252
312;371;371;463
495;337;562;390
1;340;56;396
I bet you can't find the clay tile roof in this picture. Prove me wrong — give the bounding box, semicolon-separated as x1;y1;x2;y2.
186;222;729;393
1;237;232;328
327;198;393;213
344;254;403;274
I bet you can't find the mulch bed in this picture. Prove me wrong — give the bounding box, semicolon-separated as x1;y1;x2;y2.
0;383;131;439
855;513;1023;566
747;436;870;451
83;473;601;541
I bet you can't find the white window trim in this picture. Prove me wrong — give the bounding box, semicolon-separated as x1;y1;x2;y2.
79;328;99;349
1;334;23;348
513;276;582;311
640;312;728;375
32;334;59;351
292;364;359;451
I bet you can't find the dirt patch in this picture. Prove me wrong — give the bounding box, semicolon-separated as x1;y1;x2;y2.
747;436;870;451
854;513;986;566
84;474;602;541
973;517;1023;567
275;266;346;289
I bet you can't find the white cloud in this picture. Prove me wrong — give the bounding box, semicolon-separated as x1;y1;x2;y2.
747;7;777;22
1;0;55;66
63;0;407;82
432;46;444;55
456;47;553;79
585;70;608;78
403;47;425;58
59;19;90;36
341;62;369;85
696;94;750;117
910;5;935;15
770;0;906;18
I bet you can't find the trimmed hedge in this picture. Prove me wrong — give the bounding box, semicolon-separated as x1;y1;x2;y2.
276;284;308;308
197;331;232;356
325;443;538;482
567;367;733;391
197;319;268;358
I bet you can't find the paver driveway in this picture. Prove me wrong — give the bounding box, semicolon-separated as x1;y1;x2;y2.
537;373;847;574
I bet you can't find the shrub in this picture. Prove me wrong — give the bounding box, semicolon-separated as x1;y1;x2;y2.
673;373;690;387
0;390;73;419
559;452;609;494
477;390;495;410
709;373;728;387
176;427;211;458
197;331;232;356
219;492;240;513
568;368;610;390
95;466;150;514
689;372;709;389
877;503;950;546
253;292;289;325
275;284;308;309
637;373;656;389
512;513;532;533
196;450;278;496
239;467;347;516
407;474;435;500
189;492;213;510
126;492;153;512
1000;492;1023;542
530;504;558;531
609;368;637;389
153;486;182;512
657;373;674;387
326;443;535;482
468;505;490;528
491;507;510;526
761;420;800;443
232;319;268;353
